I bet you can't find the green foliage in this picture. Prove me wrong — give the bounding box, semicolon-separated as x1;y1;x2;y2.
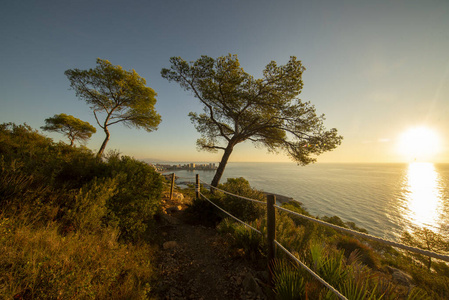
41;113;96;146
401;227;449;270
62;177;118;233
335;236;379;269
276;214;314;258
217;218;264;259
216;177;266;222
0;122;163;298
103;153;163;242
65;58;161;156
309;243;348;289
184;196;223;227
0;122;163;241
162;54;342;186
271;259;306;300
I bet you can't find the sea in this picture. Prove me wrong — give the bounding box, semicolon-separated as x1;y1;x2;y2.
165;162;449;241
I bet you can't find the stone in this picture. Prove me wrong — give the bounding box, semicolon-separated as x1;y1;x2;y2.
166;205;183;214
242;273;263;297
163;241;178;249
161;213;181;225
387;266;413;286
173;192;184;201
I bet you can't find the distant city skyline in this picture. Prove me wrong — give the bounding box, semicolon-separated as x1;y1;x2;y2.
1;1;448;163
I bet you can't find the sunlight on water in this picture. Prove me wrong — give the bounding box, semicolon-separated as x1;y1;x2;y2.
403;162;444;230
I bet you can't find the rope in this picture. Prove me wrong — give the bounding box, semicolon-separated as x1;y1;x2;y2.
274;241;348;300
200;181;266;205
199;192;262;234
175;176;196;180
275;205;449;262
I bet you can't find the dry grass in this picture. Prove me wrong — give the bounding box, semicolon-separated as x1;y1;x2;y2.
0;214;155;299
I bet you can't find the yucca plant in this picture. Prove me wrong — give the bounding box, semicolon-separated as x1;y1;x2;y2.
406;287;432;300
272;259;306;300
309;242;348;288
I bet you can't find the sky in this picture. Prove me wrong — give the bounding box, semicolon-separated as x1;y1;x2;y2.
1;0;448;164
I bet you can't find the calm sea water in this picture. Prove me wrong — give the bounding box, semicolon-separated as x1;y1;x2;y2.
168;162;449;241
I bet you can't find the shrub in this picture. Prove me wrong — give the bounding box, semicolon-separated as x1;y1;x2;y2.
0;123;165;242
61;177;118;233
216;177;266;222
184;196;223;227
217;218;264;259
103;153;163;242
335;236;379;269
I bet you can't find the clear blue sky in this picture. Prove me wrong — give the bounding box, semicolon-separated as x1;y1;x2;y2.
1;0;448;163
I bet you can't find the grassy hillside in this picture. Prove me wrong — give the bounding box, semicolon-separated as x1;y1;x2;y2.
0;123;163;299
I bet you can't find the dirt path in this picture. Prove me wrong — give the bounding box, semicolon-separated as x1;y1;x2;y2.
155;194;268;300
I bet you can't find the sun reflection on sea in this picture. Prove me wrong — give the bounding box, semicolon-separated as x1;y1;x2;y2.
402;162;444;231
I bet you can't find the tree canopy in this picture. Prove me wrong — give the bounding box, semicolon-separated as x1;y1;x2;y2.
41;113;96;146
162;54;343;186
65;58;161;157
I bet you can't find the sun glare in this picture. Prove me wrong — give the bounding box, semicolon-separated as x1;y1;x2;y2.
397;127;441;162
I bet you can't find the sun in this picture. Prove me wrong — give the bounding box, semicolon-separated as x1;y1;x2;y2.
397;127;441;161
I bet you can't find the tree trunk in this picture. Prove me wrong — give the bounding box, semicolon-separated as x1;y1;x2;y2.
211;144;234;187
97;126;110;157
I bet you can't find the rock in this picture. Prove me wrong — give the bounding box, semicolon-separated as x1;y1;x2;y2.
162;192;184;201
386;266;413;286
166;205;183;214
242;273;264;297
163;241;178;249
173;192;184;201
161;213;181;225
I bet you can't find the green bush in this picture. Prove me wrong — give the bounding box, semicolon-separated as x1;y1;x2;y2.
0;123;164;242
0;122;163;298
103;153;163;242
216;177;266;222
335;236;379;269
61;177;118;234
217;218;264;259
184;196;223;227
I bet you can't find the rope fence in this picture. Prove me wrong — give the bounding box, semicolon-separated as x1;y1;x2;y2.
201;180;266;205
200;192;262;234
275;205;449;263
170;173;449;299
274;241;348;300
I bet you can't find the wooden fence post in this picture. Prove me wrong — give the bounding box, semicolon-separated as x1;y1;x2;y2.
267;194;276;297
169;173;175;200
195;174;200;200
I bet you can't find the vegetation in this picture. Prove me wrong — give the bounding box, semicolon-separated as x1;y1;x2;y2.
161;54;343;186
187;176;449;299
41;113;96;146
401;227;449;270
65;58;161;157
0;122;163;298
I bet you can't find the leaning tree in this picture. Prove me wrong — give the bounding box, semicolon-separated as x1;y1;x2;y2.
162;54;343;187
41;113;96;146
65;58;161;157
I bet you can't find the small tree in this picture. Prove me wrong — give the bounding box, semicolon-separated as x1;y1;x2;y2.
65;58;161;157
162;54;343;186
401;227;449;270
41;113;96;146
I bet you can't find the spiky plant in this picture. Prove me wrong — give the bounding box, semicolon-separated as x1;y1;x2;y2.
272;259;306;300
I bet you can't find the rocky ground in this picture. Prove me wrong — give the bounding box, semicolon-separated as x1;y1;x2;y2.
154;192;269;300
